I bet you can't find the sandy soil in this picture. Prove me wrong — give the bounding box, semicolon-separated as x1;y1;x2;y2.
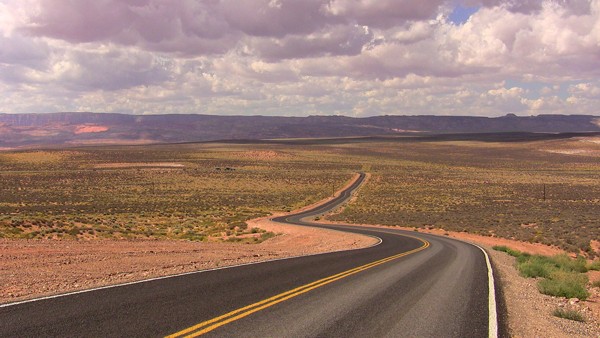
580;136;600;145
93;162;185;168
542;136;600;157
545;149;591;155
0;173;376;305
408;227;565;257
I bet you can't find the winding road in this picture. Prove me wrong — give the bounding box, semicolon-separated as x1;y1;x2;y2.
0;173;504;337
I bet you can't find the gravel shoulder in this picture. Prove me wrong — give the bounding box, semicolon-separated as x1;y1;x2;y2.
488;246;600;338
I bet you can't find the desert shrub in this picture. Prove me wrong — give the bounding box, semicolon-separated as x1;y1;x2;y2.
591;280;600;288
260;232;276;241
492;245;522;257
552;308;586;322
551;254;588;273
588;260;600;271
496;247;593;300
67;227;81;236
538;270;589;300
515;253;589;278
514;251;531;261
518;255;557;278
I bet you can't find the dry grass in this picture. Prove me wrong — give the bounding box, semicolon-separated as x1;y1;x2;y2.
0;144;356;242
328;139;600;257
1;137;598;256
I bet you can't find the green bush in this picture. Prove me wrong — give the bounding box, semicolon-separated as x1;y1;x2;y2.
495;247;593;300
518;256;557;278
588;260;600;271
538;270;589;300
552;308;585;322
551;254;588;273
515;254;554;276
515;252;532;263
513;253;590;278
259;232;276;241
492;245;522;257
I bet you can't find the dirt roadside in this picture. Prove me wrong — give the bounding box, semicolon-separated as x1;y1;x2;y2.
488;246;600;337
0;173;376;305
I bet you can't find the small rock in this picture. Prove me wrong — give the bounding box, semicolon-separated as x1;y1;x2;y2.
569;298;580;305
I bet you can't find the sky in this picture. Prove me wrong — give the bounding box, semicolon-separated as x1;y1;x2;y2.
1;0;600;117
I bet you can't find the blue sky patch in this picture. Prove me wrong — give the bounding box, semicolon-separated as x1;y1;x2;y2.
449;5;480;25
504;79;572;100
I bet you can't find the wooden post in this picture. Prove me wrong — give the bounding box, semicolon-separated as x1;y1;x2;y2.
543;184;546;201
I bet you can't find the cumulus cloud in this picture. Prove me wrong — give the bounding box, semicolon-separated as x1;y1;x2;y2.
464;0;591;14
0;0;599;116
0;34;49;69
251;24;373;60
324;0;444;27
220;0;330;37
22;0;240;55
569;82;600;98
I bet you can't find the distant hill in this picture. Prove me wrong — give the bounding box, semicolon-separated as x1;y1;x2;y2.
0;112;598;148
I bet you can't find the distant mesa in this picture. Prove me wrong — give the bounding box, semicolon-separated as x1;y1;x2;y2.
0;112;598;148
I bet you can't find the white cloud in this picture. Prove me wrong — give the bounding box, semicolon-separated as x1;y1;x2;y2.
569;82;600;97
0;0;599;116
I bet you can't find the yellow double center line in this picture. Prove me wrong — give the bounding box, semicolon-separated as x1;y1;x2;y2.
166;235;430;338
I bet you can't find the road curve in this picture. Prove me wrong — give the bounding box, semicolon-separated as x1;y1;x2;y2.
0;173;504;338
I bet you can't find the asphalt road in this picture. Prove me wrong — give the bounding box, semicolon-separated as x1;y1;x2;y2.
1;173;503;338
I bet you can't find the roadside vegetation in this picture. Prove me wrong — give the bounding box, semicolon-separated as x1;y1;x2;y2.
493;245;598;300
493;245;600;322
552;308;586;322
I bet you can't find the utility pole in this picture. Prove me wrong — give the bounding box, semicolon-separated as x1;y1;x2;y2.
543;184;546;201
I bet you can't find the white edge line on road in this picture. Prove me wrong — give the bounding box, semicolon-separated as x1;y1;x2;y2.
0;235;382;309
471;243;499;338
347;225;499;338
